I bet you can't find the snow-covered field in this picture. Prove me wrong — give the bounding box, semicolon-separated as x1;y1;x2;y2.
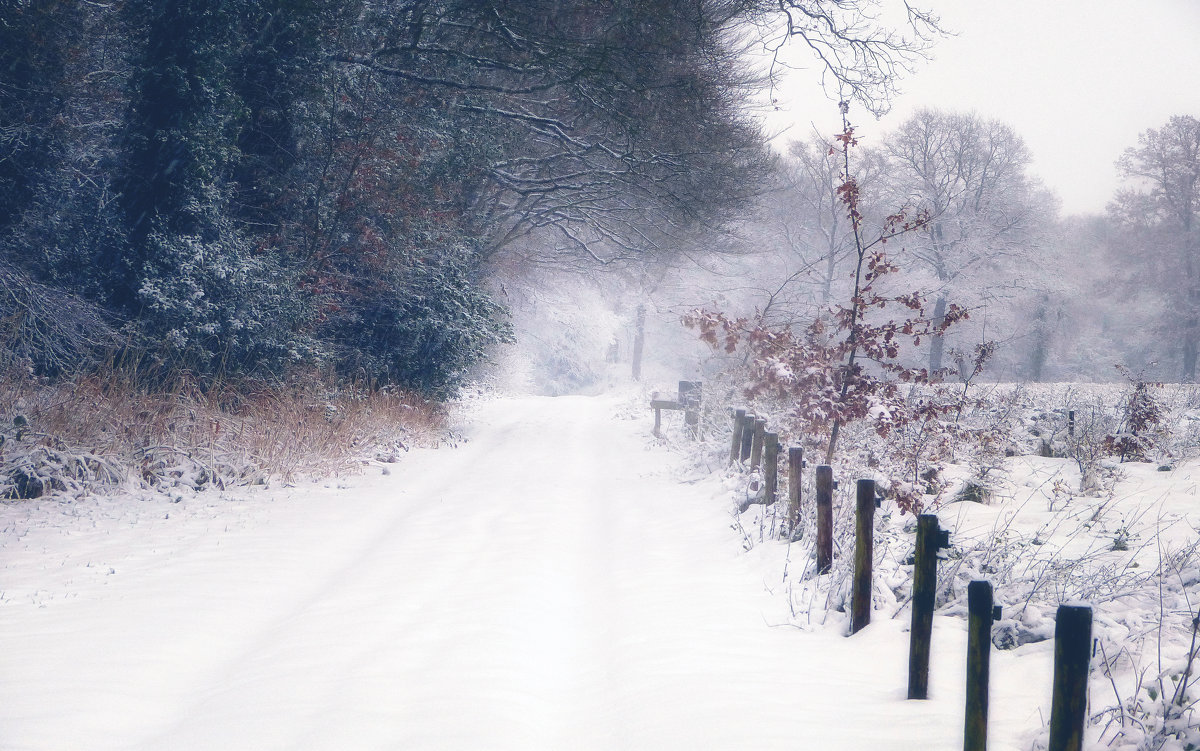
1;391;1196;749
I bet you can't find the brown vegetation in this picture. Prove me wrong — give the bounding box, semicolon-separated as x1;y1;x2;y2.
0;369;443;500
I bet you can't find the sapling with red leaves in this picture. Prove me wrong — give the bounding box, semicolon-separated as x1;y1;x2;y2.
1104;366;1166;463
686;104;989;514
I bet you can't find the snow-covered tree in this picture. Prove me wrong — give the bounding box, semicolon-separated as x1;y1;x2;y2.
883;109;1054;373
1111;115;1200;381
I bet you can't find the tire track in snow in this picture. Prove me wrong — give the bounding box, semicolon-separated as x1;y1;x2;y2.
128;400;562;749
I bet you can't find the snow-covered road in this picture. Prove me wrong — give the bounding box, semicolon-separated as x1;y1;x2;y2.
1;394;1050;750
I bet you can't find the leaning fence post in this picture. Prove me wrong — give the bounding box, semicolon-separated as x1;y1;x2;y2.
787;447;803;537
908;514;949;699
763;432;779;504
740;414;755;462
1048;604;1093;751
815;465;833;574
965;580;1000;751
730;409;746;465
749;418;766;470
850;478;876;635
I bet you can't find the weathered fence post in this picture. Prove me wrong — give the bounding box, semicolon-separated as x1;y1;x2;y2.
787;447;803;538
815;465;833;574
850;478;876;635
679;381;702;440
965;580;1000;751
763;432;779;504
749;418;766;469
730;409;747;465
1048;604;1093;751
632;303;645;381
740;414;755;462
908;514;949;699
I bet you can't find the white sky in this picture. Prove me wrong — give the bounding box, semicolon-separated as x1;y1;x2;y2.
762;0;1200;216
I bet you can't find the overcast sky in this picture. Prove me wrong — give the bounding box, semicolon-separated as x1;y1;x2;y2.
763;0;1200;216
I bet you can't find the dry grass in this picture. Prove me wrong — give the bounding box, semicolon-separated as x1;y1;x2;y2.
0;368;444;498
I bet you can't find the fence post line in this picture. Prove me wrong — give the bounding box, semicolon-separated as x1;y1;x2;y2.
787;447;803;538
815;465;833;574
730;409;747;465
850;478;876;635
763;432;779;504
964;580;997;751
908;514;942;699
1048;604;1093;751
740;414;755;462
750;418;766;470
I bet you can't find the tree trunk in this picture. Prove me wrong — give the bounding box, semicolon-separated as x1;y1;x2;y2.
928;294;947;374
631;303;645;381
1183;320;1198;383
1028;293;1050;382
1184;216;1198;383
823;234;837;306
1029;338;1047;383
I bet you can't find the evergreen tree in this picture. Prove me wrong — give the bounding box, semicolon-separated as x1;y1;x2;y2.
0;0;82;231
230;0;333;239
116;0;311;374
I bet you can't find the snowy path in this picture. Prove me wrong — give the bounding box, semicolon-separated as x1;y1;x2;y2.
1;395;1050;750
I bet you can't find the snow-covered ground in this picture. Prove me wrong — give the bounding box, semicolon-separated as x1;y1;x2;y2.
0;392;1193;749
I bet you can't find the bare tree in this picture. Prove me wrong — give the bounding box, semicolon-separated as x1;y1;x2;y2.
332;0;774;271
766;0;944;117
783;134;889;306
883;109;1052;373
1112;115;1200;381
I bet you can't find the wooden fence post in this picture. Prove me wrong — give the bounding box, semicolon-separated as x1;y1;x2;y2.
750;418;766;469
965;580;999;751
787;447;803;538
1048;604;1093;751
850;478;876;635
740;414;755;462
815;465;833;574
730;409;746;465
908;513;948;699
763;432;779;504
679;381;702;440
632;303;645;381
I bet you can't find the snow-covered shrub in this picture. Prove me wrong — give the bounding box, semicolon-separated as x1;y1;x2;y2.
134;215;316;377
326;248;512;400
1104;372;1167;463
1062;396;1121;494
0;438;124;500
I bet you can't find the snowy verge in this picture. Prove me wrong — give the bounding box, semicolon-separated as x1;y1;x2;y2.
655;382;1200;751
